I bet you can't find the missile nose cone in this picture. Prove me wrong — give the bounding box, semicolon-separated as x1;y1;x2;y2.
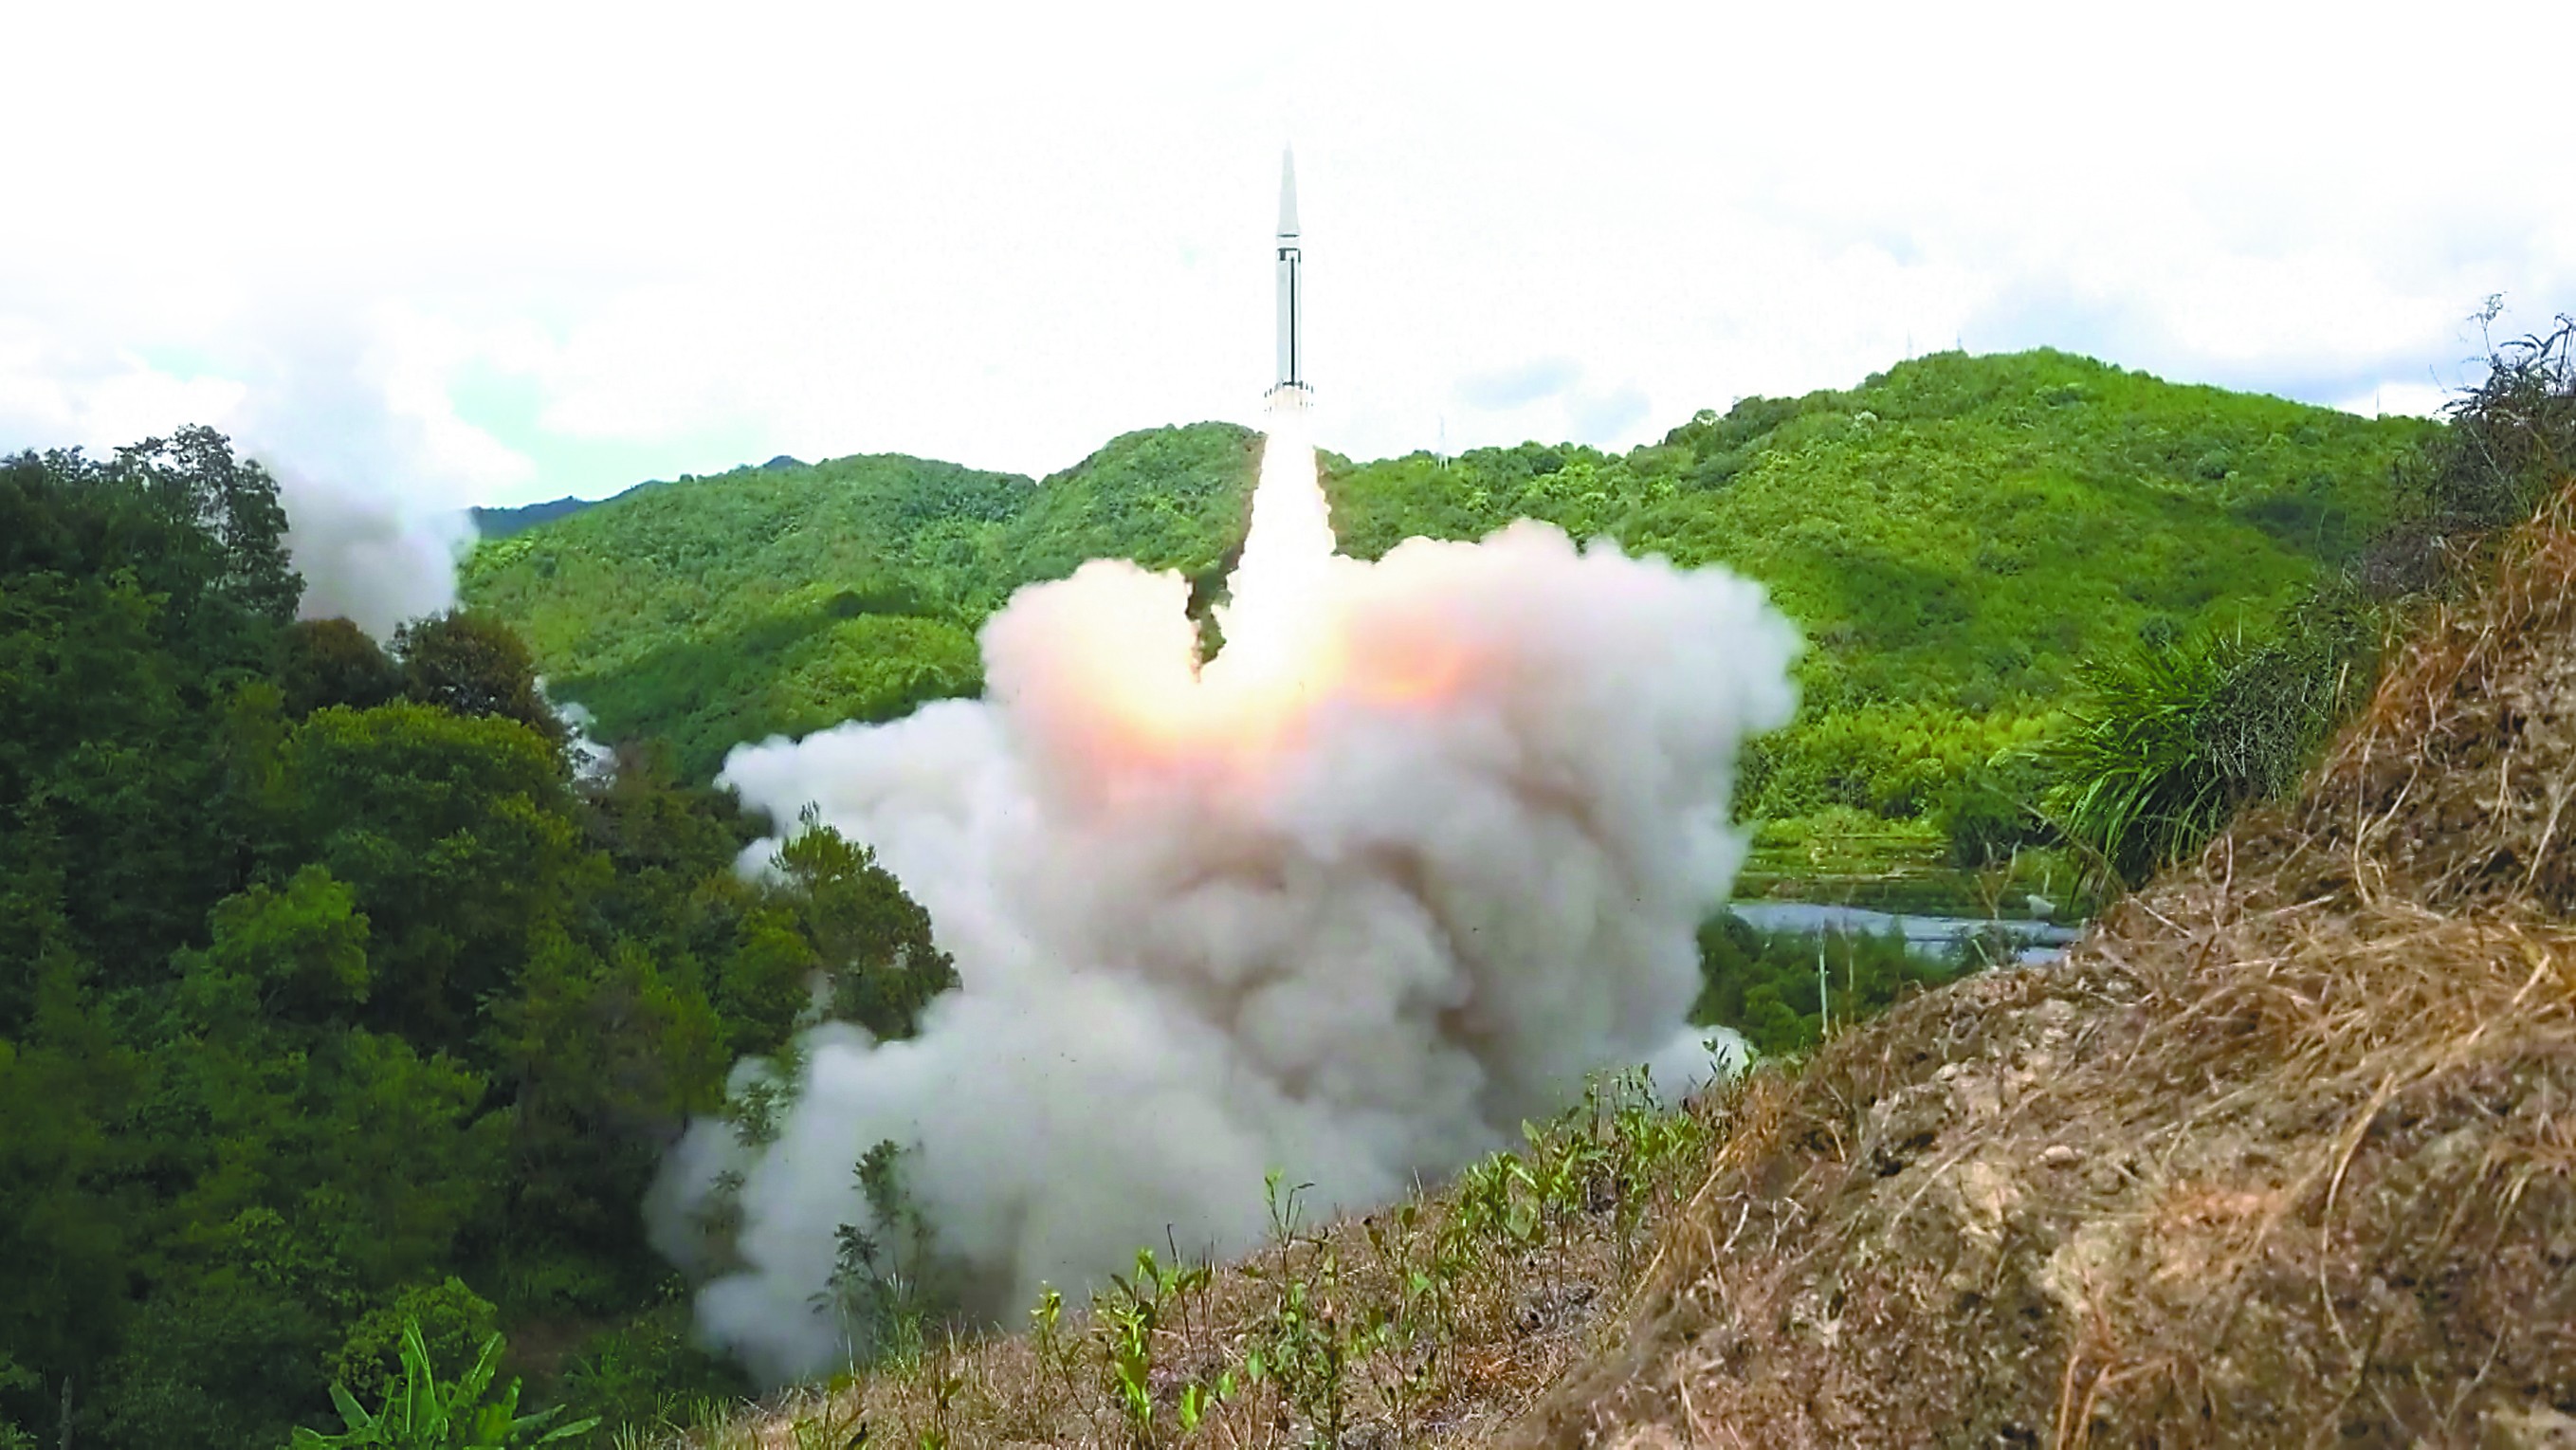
1278;147;1300;240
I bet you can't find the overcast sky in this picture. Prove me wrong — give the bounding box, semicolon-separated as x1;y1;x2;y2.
5;1;2571;511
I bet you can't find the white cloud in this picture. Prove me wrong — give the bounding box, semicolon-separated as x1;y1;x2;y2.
2338;380;2453;420
2;0;2570;505
361;304;540;493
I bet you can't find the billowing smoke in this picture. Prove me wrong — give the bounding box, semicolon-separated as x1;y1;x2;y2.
278;468;473;639
648;407;1799;1384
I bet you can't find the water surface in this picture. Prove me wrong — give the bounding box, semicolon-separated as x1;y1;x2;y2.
1729;901;2084;965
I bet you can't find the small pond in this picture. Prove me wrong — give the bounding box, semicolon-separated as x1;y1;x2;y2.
1728;901;2085;966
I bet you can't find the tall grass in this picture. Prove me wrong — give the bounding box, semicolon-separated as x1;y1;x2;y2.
2037;599;2369;890
2041;308;2576;894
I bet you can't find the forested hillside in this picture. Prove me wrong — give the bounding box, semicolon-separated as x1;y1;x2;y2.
0;433;959;1447
465;350;2431;899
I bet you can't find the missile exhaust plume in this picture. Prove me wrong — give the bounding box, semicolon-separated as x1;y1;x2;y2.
646;392;1800;1383
646;156;1798;1382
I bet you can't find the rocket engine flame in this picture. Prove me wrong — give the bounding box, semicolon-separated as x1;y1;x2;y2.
1200;399;1345;726
645;395;1801;1385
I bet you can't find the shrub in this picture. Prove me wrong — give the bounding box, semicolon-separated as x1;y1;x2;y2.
2402;308;2576;532
290;1321;596;1450
551;1303;745;1442
2037;597;2369;890
1938;766;2054;870
324;1280;499;1414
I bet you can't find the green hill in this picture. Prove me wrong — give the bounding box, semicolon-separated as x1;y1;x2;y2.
464;426;1265;776
469;493;599;540
461;349;2432;898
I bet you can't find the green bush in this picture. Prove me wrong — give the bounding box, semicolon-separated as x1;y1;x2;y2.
2036;598;2369;890
325;1280;499;1412
550;1300;744;1441
1937;766;2055;870
289;1321;596;1450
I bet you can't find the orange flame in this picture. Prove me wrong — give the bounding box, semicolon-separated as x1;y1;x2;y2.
1064;395;1477;791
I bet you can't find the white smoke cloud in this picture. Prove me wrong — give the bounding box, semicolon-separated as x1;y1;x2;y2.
542;686;616;780
551;695;615;782
278;468;473;640
649;419;1796;1385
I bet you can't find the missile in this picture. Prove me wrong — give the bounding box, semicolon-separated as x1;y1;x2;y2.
1270;148;1308;403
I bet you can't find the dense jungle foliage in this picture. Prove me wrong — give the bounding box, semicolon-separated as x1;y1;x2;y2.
0;431;961;1447
460;350;2430;900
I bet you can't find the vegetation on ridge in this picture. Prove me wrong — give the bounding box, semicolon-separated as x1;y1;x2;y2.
462;349;2430;907
2038;312;2576;890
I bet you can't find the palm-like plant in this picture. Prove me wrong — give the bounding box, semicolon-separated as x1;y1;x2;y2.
289;1321;599;1450
2037;608;2362;891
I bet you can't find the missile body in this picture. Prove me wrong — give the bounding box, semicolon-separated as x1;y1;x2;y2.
1270;149;1308;402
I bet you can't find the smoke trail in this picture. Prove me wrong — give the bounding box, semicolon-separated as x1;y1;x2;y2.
543;686;616;780
648;404;1798;1384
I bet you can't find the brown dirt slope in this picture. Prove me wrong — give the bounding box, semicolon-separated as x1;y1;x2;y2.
1507;490;2576;1448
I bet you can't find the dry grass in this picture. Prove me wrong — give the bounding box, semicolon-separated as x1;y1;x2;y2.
1508;483;2576;1448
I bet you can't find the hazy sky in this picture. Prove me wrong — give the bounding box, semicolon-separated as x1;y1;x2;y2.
5;1;2570;510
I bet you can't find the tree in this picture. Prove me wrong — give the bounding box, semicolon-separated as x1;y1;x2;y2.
96;874;504;1450
3;431;299;659
0;424;894;1446
270;702;591;1052
0;960;139;1435
108;426;302;627
0;570;228;995
393;611;566;745
175;867;373;1030
279;619;403;716
482;931;725;1312
775;811;958;1040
